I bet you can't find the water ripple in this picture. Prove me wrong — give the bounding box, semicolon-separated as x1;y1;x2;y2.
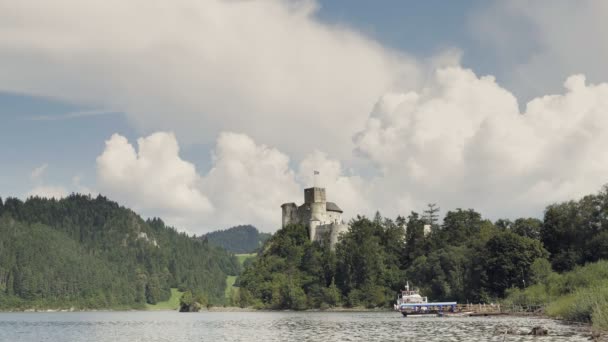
0;311;592;342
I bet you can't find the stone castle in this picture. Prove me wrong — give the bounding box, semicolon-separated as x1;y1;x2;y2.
281;186;349;249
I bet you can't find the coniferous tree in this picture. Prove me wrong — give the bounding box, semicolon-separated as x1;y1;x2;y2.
0;194;239;309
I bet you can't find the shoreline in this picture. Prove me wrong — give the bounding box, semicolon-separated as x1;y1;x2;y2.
1;306;605;334
0;306;391;313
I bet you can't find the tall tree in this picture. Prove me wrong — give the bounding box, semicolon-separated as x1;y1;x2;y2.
423;203;440;228
403;212;426;266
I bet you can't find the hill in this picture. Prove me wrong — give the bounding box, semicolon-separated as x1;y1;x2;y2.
202;225;271;253
0;194;239;310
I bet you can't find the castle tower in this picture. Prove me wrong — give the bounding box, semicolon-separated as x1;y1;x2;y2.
305;187;327;224
280;171;349;249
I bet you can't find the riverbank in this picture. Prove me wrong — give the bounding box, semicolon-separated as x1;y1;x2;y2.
503;260;608;331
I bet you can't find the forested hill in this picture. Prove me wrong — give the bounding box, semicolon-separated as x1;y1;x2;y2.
237;185;608;311
202;225;271;253
0;194;239;310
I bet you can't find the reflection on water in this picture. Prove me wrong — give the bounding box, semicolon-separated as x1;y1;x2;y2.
0;311;592;342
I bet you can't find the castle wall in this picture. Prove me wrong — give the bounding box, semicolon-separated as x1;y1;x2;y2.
313;224;332;243
326;211;341;224
309;220;321;241
329;223;349;248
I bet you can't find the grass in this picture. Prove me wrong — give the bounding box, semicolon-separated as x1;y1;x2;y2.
223;254;256;305
235;253;256;266
146;288;183;311
546;286;608;329
225;275;238;299
504;260;608;330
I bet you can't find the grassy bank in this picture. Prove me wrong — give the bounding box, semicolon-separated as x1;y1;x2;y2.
146;288;183;311
504;260;608;330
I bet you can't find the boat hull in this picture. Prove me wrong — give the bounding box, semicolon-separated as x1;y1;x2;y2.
401;312;441;318
398;301;458;318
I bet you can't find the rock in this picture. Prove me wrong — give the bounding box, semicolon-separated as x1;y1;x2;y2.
529;326;548;336
179;301;202;312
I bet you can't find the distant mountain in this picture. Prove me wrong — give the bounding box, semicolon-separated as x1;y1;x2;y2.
202;225;271;254
0;194;239;310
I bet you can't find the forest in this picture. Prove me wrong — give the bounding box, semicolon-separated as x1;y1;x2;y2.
201;225;271;254
0;194;239;310
237;184;608;328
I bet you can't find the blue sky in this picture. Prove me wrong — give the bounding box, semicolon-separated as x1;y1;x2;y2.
1;0;608;233
0;94;132;196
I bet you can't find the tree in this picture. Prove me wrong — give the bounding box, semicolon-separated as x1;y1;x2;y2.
438;209;484;246
336;217;386;296
0;194;239;309
529;258;553;286
323;278;342;307
494;219;512;230
423;203;440;228
403;212;426;266
511;218;542;240
480;231;549;298
202;225;270;253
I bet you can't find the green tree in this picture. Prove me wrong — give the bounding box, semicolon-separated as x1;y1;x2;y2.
0;195;239;309
529;258;554;286
403;211;426;266
438;209;484;246
512;218;542;240
480;231;549;298
423;203;440;228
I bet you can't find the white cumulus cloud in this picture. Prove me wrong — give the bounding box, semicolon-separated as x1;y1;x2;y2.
201;132;302;229
96;131;304;232
93;67;608;234
96;132;214;221
0;0;422;158
7;0;608;232
353;67;608;219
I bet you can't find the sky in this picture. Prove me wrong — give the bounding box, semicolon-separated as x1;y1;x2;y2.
2;0;608;234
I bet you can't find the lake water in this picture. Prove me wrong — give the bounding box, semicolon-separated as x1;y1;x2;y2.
0;311;593;342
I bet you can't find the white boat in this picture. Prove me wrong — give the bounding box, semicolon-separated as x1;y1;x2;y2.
394;282;457;317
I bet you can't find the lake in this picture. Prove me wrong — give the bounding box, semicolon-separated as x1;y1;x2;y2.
0;311;592;341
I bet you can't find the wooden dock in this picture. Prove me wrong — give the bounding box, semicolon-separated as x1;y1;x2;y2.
456;303;507;316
